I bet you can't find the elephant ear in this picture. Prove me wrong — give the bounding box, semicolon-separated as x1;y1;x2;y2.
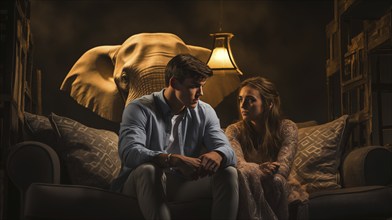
60;45;124;122
188;45;241;109
187;45;211;63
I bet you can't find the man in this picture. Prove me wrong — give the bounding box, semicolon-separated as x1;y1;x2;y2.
111;54;238;220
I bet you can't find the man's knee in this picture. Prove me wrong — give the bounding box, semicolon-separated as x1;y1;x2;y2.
213;166;238;187
133;163;162;183
273;174;286;189
135;163;157;173
211;166;239;219
219;166;238;178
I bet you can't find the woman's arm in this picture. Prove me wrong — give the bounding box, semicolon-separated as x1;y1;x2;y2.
225;123;260;171
276;120;298;178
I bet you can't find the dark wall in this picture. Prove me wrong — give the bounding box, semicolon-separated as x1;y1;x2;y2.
30;0;333;131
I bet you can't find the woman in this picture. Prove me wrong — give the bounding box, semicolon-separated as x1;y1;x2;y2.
225;76;307;220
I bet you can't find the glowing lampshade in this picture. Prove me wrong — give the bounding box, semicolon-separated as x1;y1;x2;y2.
207;33;242;74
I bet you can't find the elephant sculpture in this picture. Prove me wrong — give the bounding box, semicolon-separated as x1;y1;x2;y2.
61;33;240;125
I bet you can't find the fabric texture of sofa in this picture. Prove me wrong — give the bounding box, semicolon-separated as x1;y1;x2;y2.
6;111;392;220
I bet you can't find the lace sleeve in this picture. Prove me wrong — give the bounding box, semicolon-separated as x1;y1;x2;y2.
225;123;259;170
276;119;298;178
225;123;246;165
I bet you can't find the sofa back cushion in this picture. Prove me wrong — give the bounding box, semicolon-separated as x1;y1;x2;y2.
49;113;121;189
289;115;349;193
24;112;57;146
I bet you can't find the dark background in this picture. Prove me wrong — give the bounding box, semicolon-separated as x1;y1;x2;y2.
30;0;333;130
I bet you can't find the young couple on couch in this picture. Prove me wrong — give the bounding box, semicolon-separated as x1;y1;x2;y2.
111;54;306;220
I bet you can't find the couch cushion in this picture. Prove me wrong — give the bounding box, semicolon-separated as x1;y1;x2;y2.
289;115;349;193
308;185;392;219
25;183;143;220
49;113;121;189
25;183;214;220
24;112;57;146
295;120;318;129
169;199;212;220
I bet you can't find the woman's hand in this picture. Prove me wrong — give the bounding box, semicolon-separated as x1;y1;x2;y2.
259;161;280;178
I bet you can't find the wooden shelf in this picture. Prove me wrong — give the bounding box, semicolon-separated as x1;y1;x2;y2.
326;0;392;147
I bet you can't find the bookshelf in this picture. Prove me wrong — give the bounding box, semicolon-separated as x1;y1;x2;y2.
326;0;392;147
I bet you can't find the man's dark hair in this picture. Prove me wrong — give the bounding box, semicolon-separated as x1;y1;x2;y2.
164;54;213;86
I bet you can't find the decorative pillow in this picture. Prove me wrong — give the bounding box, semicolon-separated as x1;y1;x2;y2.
289;115;349;193
24;111;57;146
296;120;318;129
49;113;121;189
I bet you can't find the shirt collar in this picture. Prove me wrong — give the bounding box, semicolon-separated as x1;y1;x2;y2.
154;89;193;119
154;89;172;117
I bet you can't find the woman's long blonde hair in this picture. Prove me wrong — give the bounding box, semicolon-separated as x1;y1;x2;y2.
237;76;283;162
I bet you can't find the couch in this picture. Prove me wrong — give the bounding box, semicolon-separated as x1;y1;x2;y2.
6;111;392;220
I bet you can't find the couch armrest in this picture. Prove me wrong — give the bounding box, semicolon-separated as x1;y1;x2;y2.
342;146;392;187
7;141;61;196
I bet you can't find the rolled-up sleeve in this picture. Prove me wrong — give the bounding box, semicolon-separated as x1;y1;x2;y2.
118;103;161;169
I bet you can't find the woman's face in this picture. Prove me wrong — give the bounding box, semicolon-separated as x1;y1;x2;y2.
238;85;264;123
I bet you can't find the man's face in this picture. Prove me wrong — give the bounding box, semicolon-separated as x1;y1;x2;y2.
175;76;207;109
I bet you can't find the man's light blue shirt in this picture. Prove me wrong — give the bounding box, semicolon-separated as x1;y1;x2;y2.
111;89;236;191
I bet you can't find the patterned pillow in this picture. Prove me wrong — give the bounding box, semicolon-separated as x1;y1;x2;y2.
24;111;57;146
289;115;349;193
49;113;121;189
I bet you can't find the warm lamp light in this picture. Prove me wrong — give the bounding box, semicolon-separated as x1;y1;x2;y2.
207;33;242;75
